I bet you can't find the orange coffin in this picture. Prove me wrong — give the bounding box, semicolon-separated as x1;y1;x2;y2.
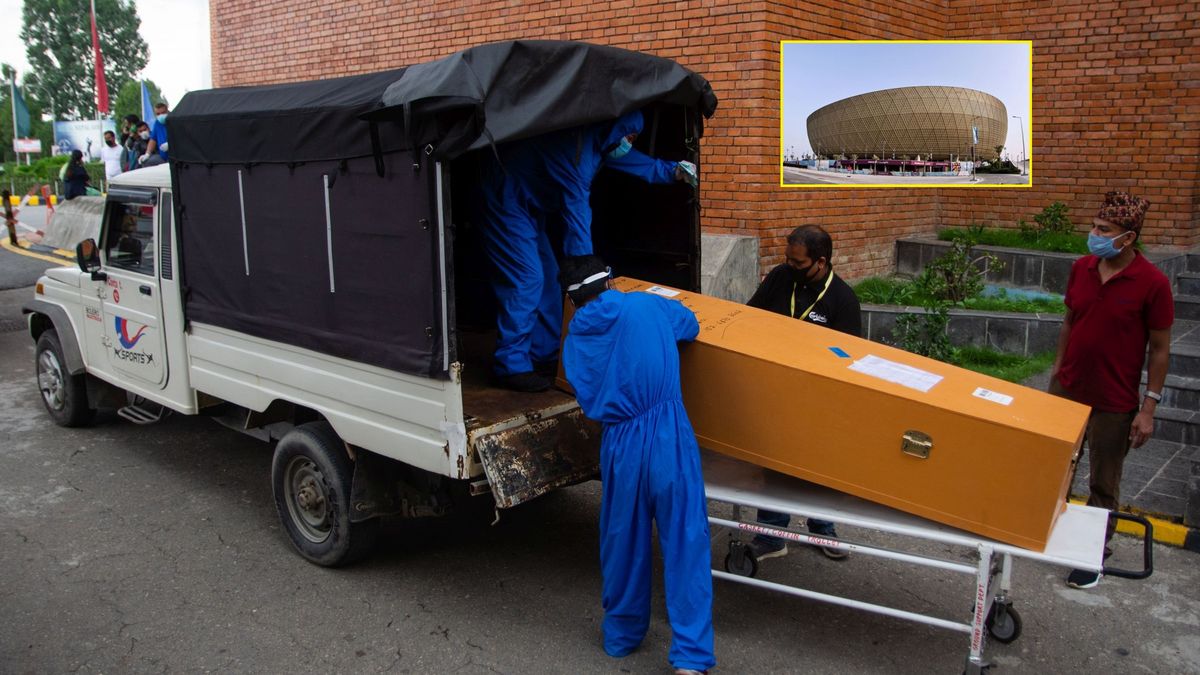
609;278;1089;551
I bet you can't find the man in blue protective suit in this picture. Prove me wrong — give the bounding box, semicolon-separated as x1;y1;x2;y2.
560;255;715;675
478;110;698;392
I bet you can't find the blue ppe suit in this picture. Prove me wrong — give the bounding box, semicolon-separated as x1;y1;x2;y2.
478;111;679;376
562;289;715;672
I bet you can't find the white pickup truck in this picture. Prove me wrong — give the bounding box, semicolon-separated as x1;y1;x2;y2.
24;42;715;566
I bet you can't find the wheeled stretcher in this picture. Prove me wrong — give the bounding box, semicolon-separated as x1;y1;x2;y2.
702;451;1154;673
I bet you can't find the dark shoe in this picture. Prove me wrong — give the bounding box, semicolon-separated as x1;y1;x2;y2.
809;525;849;560
819;543;848;560
495;371;550;393
1066;568;1100;589
533;359;558;378
747;537;788;561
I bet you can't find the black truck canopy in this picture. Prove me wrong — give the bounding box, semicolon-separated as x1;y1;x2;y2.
168;41;716;379
375;40;718;159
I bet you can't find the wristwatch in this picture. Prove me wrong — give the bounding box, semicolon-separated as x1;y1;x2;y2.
1144;390;1162;403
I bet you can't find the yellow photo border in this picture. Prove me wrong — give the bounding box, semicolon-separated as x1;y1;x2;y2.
778;40;1034;189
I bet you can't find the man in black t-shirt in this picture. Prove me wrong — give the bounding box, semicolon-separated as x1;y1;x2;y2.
746;224;861;563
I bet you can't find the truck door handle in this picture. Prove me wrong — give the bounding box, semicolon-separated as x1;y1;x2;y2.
139;285;152;296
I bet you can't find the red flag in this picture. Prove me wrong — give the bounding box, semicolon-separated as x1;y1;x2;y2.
90;0;109;114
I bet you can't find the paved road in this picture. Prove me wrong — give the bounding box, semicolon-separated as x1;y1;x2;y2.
1;318;1198;673
0;205;71;292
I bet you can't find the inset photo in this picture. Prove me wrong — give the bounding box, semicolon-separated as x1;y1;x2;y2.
781;41;1031;188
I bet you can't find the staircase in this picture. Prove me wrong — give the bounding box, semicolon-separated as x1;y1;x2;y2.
1154;254;1200;447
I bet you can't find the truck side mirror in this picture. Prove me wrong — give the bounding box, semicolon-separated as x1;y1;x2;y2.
76;238;106;280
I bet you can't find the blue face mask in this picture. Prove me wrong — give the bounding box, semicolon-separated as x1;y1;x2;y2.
607;136;632;160
156;113;167;124
1087;231;1130;259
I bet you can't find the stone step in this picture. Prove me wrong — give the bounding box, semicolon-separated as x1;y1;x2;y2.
1069;438;1195;522
1154;405;1200;445
1166;342;1200;379
1141;372;1200;411
1188;254;1200;274
1177;294;1200;321
1178;271;1200;296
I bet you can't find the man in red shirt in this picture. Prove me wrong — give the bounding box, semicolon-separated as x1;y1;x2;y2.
1050;190;1173;589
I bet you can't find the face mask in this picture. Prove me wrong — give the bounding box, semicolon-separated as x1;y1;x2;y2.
1087;231;1130;259
139;131;150;140
156;113;167;124
607;136;632;160
789;262;818;285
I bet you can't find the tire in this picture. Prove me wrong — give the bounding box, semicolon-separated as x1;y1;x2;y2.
35;330;95;427
271;422;380;567
985;602;1022;644
724;541;759;578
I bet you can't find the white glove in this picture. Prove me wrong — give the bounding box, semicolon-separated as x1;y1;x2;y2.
138;154;149;165
160;142;168;152
676;160;698;188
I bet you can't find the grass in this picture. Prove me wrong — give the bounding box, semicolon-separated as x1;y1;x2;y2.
938;227;1088;254
853;276;1065;314
949;348;1055;383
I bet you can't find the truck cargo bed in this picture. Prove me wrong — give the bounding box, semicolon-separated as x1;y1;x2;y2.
457;329;600;508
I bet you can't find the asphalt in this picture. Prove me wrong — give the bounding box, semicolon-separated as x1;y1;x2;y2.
2;290;1199;673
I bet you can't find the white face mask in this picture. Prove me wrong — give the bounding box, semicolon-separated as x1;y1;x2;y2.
139;131;150;140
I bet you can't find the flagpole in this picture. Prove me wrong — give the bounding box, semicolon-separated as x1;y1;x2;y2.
92;0;102;166
10;78;18;166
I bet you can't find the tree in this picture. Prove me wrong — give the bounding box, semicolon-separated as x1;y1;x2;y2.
112;78;163;125
21;0;149;119
0;63;55;164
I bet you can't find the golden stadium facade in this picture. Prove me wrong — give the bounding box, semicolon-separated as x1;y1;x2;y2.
806;86;1008;161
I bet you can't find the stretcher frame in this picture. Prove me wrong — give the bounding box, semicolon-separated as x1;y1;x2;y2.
702;452;1153;673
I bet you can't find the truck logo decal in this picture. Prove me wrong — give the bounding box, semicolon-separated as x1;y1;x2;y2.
115;316;149;349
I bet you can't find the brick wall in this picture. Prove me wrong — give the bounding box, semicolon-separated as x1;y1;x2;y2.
209;0;1198;279
941;0;1200;251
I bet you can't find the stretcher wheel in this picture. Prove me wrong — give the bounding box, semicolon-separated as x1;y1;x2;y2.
724;541;758;578
985;601;1022;644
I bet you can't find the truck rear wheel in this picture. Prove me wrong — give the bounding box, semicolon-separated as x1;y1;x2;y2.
271;422;379;567
35;330;95;427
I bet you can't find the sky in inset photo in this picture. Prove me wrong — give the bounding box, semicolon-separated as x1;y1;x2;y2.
782;42;1031;163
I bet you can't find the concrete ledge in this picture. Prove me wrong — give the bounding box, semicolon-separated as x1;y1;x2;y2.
701;233;759;303
861;302;1064;355
895;237;1079;293
897;237;1200;295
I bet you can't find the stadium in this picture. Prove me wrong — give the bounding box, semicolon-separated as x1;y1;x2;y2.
804;86;1009;174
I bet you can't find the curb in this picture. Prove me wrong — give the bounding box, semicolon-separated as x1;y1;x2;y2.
1068;496;1196;549
5;195;58;206
0;238;74;264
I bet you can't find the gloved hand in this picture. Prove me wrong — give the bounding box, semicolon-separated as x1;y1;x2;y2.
675;160;698;188
138;154;150;166
160;142;168;152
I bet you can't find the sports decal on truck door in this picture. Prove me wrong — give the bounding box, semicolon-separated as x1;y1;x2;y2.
112;316;156;365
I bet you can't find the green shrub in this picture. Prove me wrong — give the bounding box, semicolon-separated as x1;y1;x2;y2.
916;240;1004;305
894;302;954;361
1034;201;1073;235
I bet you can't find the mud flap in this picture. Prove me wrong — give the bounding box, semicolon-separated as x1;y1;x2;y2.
473;406;601;509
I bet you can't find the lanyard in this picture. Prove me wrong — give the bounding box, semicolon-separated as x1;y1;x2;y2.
791;270;834;320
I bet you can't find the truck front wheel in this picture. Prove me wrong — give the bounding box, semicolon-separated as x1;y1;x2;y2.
271;422;380;567
35;330;95;427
